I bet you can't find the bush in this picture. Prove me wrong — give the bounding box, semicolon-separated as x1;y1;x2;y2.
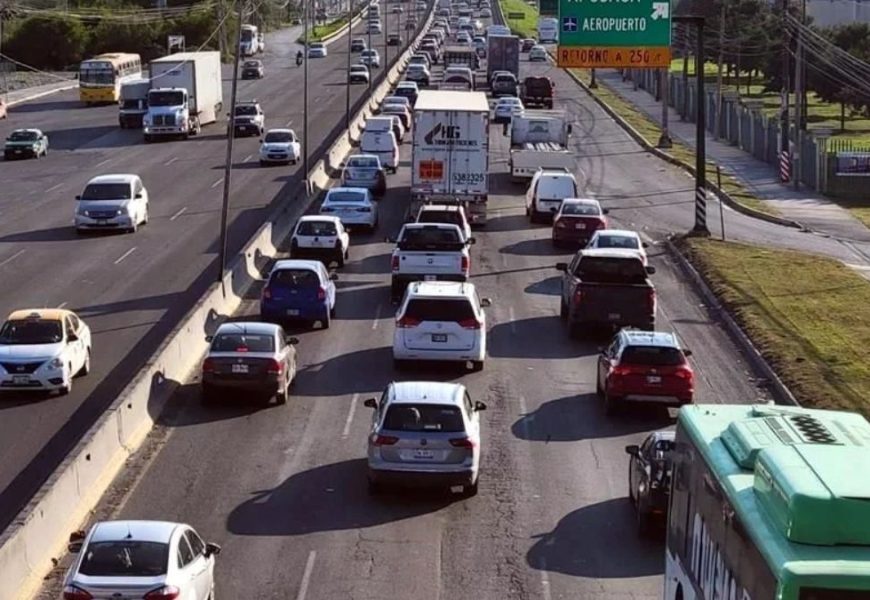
4;17;89;70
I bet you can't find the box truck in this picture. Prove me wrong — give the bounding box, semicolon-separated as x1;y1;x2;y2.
411;90;490;225
118;78;150;128
240;24;261;56
508;110;574;181
143;51;223;142
486;34;519;83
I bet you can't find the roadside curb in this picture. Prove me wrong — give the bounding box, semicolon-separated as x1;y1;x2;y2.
664;237;800;407
7;82;78;108
556;63;808;232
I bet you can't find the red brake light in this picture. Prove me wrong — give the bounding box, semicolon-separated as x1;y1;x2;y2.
63;587;93;600
235;346;249;352
397;315;422;328
267;359;283;374
372;434;399;446
144;587;181;600
317;287;327;300
461;255;469;272
611;365;637;377
202;357;216;373
554;219;567;229
262;286;272;299
391;255;400;272
595;218;607;229
675;366;694;381
647;288;656;311
458;317;481;329
573;288;582;304
449;437;476;448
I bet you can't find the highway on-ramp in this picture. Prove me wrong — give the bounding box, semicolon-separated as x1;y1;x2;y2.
0;12;418;533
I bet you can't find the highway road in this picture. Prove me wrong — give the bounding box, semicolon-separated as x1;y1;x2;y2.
36;53;785;599
0;9;423;533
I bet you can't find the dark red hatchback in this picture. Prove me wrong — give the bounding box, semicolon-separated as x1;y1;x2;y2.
552;198;609;248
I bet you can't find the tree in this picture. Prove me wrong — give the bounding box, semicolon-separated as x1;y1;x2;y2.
4;17;89;69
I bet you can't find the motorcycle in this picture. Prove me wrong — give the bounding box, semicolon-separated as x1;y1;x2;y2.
296;54;303;67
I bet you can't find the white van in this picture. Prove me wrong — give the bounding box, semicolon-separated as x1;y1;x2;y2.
525;168;578;223
537;17;559;43
360;129;400;173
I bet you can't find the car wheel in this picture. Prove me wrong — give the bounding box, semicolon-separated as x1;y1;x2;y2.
336;252;345;268
471;360;484;372
596;372;604;397
559;298;568;320
59;369;72;396
393;358;408;371
201;384;214;405
636;502;652;537
330;304;337;319
78;350;91;377
322;309;331;329
276;382;288;405
260;160;267;166
463;478;479;497
128;220;138;234
604;389;623;416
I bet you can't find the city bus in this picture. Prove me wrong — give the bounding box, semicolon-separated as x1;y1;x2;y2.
79;53;142;105
666;404;870;600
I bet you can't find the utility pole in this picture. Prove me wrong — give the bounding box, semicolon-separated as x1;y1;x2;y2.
217;0;227;60
590;68;597;89
793;18;803;189
346;0;352;131
218;0;246;288
657;67;672;148
779;0;791;183
367;11;372;92
303;0;310;191
681;23;690;120
714;2;724;140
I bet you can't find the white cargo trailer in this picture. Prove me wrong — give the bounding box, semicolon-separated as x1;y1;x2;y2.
144;51;223;142
411;90;490;225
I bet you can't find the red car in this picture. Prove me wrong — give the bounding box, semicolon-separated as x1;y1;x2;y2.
552;198;609;248
597;329;694;415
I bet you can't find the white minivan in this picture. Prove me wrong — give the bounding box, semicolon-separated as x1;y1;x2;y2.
75;174;150;234
525;168;579;223
360;127;399;173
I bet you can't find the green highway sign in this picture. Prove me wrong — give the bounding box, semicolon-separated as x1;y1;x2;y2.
557;0;672;47
508;11;525;18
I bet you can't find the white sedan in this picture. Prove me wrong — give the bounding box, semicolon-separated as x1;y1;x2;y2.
307;42;327;58
529;45;548;62
493;97;524;124
360;49;381;68
0;308;91;395
259;129;301;165
585;229;649;264
319;187;379;231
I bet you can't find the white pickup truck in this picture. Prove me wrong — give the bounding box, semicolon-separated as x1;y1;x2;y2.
388;223;475;301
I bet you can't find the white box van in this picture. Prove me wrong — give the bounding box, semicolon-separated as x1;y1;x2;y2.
525;168;578;223
360;129;400;173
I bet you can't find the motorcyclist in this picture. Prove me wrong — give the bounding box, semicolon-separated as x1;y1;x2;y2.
296;50;303;66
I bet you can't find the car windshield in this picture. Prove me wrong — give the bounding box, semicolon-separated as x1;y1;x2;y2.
596;234;639;249
81;183;132;200
78;541;169;577
383;403;465;432
148;90;184;106
621;345;685;366
398;226;462;250
311;43;324;49
576;256;647;283
562;203;601;216
211;332;275;353
351;66;367;72
264;131;293;143
0;319;63;345
327;190;366;203
8;130;38;142
348;156;380;169
243;61;260;68
270;268;320;287
297;220;338;236
235;105;258;116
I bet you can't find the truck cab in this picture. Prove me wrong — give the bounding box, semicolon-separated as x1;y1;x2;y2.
143;88;195;141
118;79;150;129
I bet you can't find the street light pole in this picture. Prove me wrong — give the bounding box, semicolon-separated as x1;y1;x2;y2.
657;67;672;148
303;0;310;192
346;0;352;130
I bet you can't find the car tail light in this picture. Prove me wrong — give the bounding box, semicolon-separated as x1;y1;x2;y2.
449;437;476;448
391;255;400;272
554;218;567;229
372;434;399;446
235;346;249;353
595;218;607;229
458;317;481;329
317;287;327;300
461;255;469;273
63;586;93;600
646;288;656;313
144;587;181;600
397;315;421;328
266;359;283;374
202;358;216;373
573;288;582;304
612;364;641;377
262;286;272;300
675;366;694;382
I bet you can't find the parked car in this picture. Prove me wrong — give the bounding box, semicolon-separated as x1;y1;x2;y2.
241;59;264;79
258;128;301;166
4;128;48;160
364;381;487;495
62;521;220;600
201;321;299;404
75;173;149;234
320;186;380;231
0;99;6;119
349;64;371;84
586;229;649;265
341;153;388;197
493;97;523;124
290;215;350;266
551;198;609;247
626;430;676;535
597;329;694;414
260;259;338;328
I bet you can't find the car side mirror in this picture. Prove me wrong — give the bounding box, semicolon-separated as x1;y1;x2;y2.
75;195;82;201
204;542;221;558
642;242;650;248
474;400;487;411
384;236;395;243
68;332;79;342
555;262;568;272
479;297;492;308
135;193;143;199
567;123;573;134
625;444;640;457
645;265;656;275
259;138;264;142
603;208;610;214
330;273;339;281
683;349;693;357
205;335;213;343
364;397;378;408
467;237;476;245
286;336;299;345
68;530;86;553
549;206;557;212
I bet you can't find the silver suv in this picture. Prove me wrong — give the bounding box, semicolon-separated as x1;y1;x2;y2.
364;381;487;496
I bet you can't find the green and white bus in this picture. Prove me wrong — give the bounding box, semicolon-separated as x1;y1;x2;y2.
666;404;870;600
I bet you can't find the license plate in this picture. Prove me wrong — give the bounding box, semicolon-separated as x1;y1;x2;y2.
424;275;437;281
14;150;22;154
608;312;621;320
286;309;300;316
432;333;447;342
414;449;434;459
12;375;29;385
647;375;662;384
231;364;249;374
575;223;586;229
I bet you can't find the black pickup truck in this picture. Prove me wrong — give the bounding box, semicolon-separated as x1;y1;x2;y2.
556;248;656;338
520;76;554;109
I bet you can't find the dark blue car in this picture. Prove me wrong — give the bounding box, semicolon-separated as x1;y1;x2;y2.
260;259;338;329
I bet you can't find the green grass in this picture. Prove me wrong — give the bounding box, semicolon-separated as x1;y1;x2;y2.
679;237;870;414
297;15;351;43
498;0;538;38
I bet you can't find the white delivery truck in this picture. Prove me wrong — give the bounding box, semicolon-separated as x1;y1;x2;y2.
411;90;490;226
240;25;261;56
508;110;574;182
118;78;150;128
143;51;223;142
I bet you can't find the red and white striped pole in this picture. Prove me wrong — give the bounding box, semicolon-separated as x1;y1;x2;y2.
779;149;791;183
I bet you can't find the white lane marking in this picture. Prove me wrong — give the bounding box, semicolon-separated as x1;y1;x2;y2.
211;177;224;188
540;557;552;600
508;306;517;334
371;302;382;330
164;157;178;166
295;550;317;600
57;301;68;309
243;154;253;163
95;158;112;168
170;206;188;221
114;247;137;265
45;183;64;193
342;393;358;439
0;249;25;268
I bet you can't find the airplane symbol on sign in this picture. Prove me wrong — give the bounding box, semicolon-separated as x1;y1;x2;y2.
562;16;577;32
651;2;669;20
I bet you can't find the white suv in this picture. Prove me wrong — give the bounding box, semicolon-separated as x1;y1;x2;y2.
392;281;491;371
290;215;350;267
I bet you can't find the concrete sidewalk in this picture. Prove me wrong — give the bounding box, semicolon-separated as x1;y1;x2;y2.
596;69;870;243
4;78;78;107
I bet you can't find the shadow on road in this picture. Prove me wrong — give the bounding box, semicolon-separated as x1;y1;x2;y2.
488;316;595;359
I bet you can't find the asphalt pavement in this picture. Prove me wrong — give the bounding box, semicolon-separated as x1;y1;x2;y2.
37;52;778;599
0;13;417;533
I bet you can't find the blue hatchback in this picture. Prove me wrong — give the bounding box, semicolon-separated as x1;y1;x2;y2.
260;259;338;329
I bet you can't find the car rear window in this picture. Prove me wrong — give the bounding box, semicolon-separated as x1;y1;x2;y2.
297;221;337;236
270;268;320;287
596;234;639;249
562;203;600;216
621;345;684;366
327;190;366;203
383;403;465;432
79;541;169;577
417;210;461;227
576;256;647;283
211;332;275;353
398;226;462;250
537;176;577;200
403;298;475;322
